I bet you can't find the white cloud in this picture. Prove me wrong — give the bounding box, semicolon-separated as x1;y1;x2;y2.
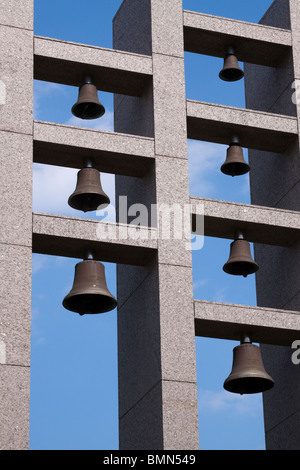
198;386;262;416
65;110;114;132
32;253;49;274
33;163;115;220
33;104;116;218
33;80;114;133
33;164;78;215
214;286;229;303
188;140;226;197
34;81;67;120
193;278;208;289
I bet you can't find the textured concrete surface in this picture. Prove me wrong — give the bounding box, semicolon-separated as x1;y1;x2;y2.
1;0;299;452
32;212;157;265
0;25;33;135
0;244;32;366
184;9;291;66
0;132;33;247
194;300;300;346
151;0;185;58
262;344;300;450
245;0;300;451
0;365;30;450
34;36;152;96
190;196;300;246
0;4;33;450
187;99;298;152
113;0;152;56
161;380;199;450
119;380;164;450
0;0;33;30
152;55;188;158
243;50;295;116
114;0;199;450
33;120;155;177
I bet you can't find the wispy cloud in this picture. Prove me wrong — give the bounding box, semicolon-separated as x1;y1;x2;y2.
33;94;115;218
188;140;226;197
193;278;208;289
65;111;114;132
34;81;67;120
34;80;114;133
32;253;49;274
33;164;79;215
214;286;229;303
198;386;262;416
33;163;115;219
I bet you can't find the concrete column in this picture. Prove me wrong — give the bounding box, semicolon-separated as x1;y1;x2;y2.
0;0;33;450
245;0;300;450
113;0;199;450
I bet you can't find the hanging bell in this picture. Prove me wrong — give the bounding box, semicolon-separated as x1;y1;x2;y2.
71;75;105;120
223;337;274;395
63;256;117;315
68;163;110;212
221;137;250;177
223;233;259;278
219;46;244;82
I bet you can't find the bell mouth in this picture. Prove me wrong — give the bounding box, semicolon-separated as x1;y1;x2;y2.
68;193;110;212
63;293;117;315
219;67;244;82
223;260;259;277
71;101;105;120
223;343;275;395
223;376;274;395
221;161;250;177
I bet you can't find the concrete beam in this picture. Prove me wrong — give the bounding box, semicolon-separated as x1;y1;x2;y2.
32;212;157;265
34;35;152;96
190;196;300;246
187;100;298;153
33;120;155;177
194;299;300;346
183;10;292;67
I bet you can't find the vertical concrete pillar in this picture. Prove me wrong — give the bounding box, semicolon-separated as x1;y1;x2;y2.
0;0;33;450
245;0;300;450
113;0;199;449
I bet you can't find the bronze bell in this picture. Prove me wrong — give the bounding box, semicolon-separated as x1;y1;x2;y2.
63;256;117;315
223;336;274;395
221;136;250;177
223;233;259;278
68;162;110;213
72;75;105;120
219;46;244;82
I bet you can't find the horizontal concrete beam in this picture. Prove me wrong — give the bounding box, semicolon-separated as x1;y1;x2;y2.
183;10;291;67
32;212;157;265
34;36;152;96
194;300;300;346
33;121;155;177
187;100;298;153
190;197;300;247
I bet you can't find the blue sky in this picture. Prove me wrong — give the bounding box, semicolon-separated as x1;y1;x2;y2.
30;0;274;450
